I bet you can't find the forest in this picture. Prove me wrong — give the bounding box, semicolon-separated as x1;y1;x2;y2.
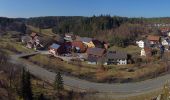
0;16;169;47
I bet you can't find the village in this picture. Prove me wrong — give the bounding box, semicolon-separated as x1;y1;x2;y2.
21;27;170;67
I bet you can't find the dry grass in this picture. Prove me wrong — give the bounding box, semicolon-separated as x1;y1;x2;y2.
27;25;56;37
28;54;167;83
28;54;96;77
109;45;141;55
83;90;161;100
0;35;33;54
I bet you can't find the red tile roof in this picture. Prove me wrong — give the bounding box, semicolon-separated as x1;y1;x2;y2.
147;35;160;41
72;41;86;52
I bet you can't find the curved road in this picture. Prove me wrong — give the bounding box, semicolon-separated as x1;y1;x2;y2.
10;52;168;97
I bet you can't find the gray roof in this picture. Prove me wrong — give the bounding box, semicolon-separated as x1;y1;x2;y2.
87;47;105;57
80;37;92;42
106;51;127;60
50;43;61;49
21;36;31;42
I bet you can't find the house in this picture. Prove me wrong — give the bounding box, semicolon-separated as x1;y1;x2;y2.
166;31;170;37
92;39;104;48
79;37;95;48
105;51;127;65
21;35;32;44
136;40;145;48
86;47;106;64
64;33;76;42
141;47;152;57
103;42;110;49
30;32;38;39
147;35;161;44
21;35;34;49
21;32;48;50
49;43;65;55
161;38;169;46
71;41;87;53
36;37;54;50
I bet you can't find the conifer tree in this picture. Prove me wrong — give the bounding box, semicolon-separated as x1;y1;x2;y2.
54;71;64;93
19;68;33;100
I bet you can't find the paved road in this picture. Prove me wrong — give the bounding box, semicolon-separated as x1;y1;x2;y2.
10;52;169;97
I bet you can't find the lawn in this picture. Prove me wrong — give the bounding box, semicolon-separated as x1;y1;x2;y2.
109;45;141;55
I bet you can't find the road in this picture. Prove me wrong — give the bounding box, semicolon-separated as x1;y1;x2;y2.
10;51;169;97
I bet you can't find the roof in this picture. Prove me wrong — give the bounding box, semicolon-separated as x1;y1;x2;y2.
21;36;31;42
80;37;92;43
147;35;160;41
92;40;104;48
31;32;37;37
72;41;86;51
106;51;127;60
87;47;105;56
50;43;61;49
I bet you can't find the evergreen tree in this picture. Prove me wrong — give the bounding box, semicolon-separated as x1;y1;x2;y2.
19;68;33;100
54;71;64;93
25;71;33;100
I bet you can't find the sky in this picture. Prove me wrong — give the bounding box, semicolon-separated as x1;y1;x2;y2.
0;0;170;18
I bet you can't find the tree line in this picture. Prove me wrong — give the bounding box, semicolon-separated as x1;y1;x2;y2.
0;17;26;34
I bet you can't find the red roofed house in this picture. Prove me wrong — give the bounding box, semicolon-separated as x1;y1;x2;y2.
71;41;87;53
147;35;161;44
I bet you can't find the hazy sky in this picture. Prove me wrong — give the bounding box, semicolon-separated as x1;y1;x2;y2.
0;0;169;18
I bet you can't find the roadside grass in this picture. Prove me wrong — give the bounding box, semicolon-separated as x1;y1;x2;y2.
83;90;161;100
27;54;167;83
109;45;141;55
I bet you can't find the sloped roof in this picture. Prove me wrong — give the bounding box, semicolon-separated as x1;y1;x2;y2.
87;47;105;56
147;35;160;41
92;40;104;48
21;36;31;42
72;41;86;51
50;43;61;49
106;51;127;60
31;32;37;37
80;37;92;43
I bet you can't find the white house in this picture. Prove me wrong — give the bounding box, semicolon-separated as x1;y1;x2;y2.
141;49;146;56
140;48;152;57
105;51;127;65
136;40;145;48
162;39;169;46
167;32;170;37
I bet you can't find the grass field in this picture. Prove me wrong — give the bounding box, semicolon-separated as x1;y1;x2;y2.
109;45;141;55
0;34;33;54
